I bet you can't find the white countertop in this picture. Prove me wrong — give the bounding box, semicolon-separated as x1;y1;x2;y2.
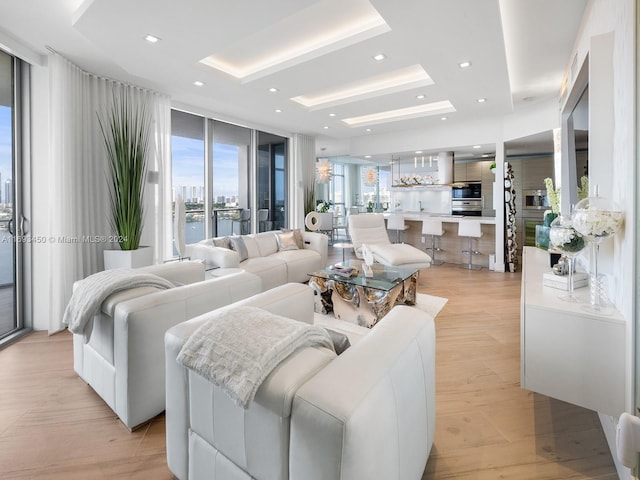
383;212;496;225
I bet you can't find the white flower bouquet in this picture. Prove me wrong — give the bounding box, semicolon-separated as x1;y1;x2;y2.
572;209;623;239
549;224;585;254
316;200;330;213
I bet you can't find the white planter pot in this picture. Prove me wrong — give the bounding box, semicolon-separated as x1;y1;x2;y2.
103;246;153;270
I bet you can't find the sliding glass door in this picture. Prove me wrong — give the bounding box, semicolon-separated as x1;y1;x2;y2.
170;110;289;239
0;50;23;340
257;131;287;231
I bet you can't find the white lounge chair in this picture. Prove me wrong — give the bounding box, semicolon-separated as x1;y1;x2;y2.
348;214;432;270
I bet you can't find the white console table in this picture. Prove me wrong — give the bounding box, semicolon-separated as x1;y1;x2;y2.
521;246;626;416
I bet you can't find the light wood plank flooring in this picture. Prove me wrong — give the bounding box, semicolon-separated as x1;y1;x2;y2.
0;256;617;479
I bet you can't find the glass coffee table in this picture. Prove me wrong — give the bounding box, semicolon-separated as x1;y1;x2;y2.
308;260;419;328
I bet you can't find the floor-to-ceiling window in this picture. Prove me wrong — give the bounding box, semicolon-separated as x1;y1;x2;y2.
0;50;24;341
257;131;288;232
329;163;345;217
170;110;205;251
171;110;288;240
212;120;251;236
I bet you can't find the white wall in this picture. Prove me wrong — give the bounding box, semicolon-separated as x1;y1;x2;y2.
559;0;635;477
349;100;559;158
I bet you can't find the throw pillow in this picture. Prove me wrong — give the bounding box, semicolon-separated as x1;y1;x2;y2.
228;236;249;262
213;237;230;249
282;228;304;249
275;231;299;252
324;328;351;355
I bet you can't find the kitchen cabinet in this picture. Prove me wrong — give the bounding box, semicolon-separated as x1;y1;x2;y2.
520;247;625;416
454;160;490;182
454;161;494;215
481;161;495;216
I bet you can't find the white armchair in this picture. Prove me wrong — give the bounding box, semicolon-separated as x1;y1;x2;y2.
72;262;262;430
348;214;432;270
165;283;436;480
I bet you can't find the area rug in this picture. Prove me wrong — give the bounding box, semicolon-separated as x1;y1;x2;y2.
415;293;448;319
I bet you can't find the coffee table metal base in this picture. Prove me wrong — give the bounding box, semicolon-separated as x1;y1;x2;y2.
309;273;418;328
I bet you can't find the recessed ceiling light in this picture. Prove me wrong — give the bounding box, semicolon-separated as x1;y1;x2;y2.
323;126;329;129
275;109;282;113
477;98;487;103
473;145;481;149
416;94;425;99
145;34;160;43
373;53;386;61
269;87;279;93
364;155;372;159
366;128;372;132
441;116;448;120
193;81;204;87
458;61;472;68
482;154;490;158
329;113;336;117
415;150;423;154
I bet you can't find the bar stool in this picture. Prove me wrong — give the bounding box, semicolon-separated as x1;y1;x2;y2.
387;214;409;243
421;219;444;265
458;219;483;270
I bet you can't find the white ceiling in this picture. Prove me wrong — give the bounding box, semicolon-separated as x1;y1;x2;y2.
0;0;587;161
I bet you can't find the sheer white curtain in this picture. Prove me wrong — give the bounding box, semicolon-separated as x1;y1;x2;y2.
47;54;170;333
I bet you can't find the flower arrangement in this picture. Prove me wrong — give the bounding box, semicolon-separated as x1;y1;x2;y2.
543;177;560;227
396;174;435;186
577;175;589;201
315;200;330;213
549;223;585;253
544;177;560;214
572;209;623;239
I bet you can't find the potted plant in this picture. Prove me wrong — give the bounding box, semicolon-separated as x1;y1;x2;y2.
99;92;153;269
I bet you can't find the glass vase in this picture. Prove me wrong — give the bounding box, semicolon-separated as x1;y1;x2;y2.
571;192;623;313
549;214;586;302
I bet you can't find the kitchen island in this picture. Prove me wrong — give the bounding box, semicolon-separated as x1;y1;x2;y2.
382;212;497;268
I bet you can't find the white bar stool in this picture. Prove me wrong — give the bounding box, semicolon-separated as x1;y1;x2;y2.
422;219;444;265
387;214;409;243
458;219;483;270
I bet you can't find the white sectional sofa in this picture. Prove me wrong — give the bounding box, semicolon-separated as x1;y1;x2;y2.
184;230;327;291
165;283;436;480
72;261;262;430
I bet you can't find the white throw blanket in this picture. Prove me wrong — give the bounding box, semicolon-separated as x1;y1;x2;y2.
177;305;334;409
63;269;175;335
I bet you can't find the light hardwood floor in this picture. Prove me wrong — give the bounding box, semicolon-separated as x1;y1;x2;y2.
0;254;618;479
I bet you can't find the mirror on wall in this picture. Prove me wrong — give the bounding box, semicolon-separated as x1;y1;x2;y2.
570;87;589;201
560;56;589;212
